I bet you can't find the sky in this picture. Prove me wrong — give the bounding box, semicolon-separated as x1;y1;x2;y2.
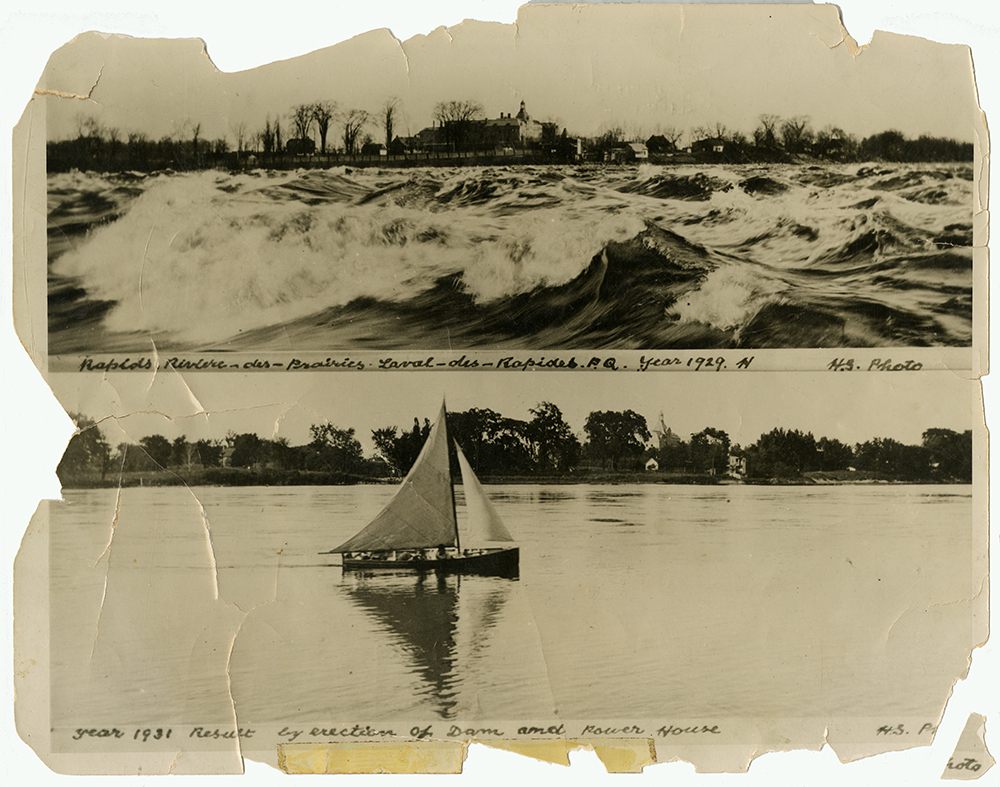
40;3;980;146
50;369;980;454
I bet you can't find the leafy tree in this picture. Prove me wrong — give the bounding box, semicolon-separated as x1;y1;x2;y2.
56;414;112;481
139;434;173;468
194;439;223;468
230;433;264;469
746;428;817;478
816;437;854;471
922;428;972;482
689;427;730;475
583;410;651;470
372;418;431;476
526;402;580;472
309;422;364;474
171;436;198;468
854;438;931;481
450;408;532;476
658;439;690;472
263;436;296;470
860;129;906;161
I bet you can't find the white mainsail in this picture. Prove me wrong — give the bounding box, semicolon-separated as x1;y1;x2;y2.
455;443;515;549
332;402;458;552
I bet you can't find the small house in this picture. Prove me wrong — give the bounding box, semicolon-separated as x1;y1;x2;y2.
646;134;677;155
692;137;729;157
606;142;649;164
625;142;649;161
361;142;387;157
286;137;316;156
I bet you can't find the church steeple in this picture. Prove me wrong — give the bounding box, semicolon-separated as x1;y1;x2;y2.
516;100;528;122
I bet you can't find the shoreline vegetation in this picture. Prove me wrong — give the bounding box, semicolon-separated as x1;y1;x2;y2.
48;101;973;175
57;405;973;490
58;468;972;491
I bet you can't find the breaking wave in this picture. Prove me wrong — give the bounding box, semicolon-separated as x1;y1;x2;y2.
47;162;974;352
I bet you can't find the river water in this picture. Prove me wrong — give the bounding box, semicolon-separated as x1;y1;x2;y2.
47;483;976;748
47;163;973;352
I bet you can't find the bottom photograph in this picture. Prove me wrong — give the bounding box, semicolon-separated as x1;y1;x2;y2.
16;371;987;773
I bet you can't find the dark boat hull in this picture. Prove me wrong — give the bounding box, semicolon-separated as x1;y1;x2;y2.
341;547;519;578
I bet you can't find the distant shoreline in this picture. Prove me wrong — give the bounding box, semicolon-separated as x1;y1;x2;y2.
46;151;975;176
58;467;969;490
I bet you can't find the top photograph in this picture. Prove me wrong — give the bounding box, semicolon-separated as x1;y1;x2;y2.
38;4;983;356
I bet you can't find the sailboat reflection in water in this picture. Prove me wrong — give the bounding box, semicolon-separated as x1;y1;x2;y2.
342;571;513;719
324;402;519;577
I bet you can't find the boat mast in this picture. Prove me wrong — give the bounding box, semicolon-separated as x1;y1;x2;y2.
443;403;461;553
450;447;461;553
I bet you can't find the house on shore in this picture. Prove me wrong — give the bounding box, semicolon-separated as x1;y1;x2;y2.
692;137;731;158
606;141;649;163
646;135;677;156
728;454;748;477
286;137;316;156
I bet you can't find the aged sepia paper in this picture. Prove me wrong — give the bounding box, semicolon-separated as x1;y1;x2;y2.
3;1;996;784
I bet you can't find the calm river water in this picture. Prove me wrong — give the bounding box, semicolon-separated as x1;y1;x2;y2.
47;483;975;745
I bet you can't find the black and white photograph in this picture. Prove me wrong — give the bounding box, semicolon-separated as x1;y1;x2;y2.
16;371;987;773
4;0;996;784
35;2;983;362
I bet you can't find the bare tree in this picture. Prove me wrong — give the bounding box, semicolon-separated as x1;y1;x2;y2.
342;109;370;155
231;120;248;154
191;122;202;160
754;114;781;147
289;104;314;142
275;119;283;154
780;116;813;153
659;126;683;147
382;97;400;148
311;101;337;153
433;99;484;151
75;113;102;140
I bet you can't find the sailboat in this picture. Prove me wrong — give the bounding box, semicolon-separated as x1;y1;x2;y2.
325;402;519;577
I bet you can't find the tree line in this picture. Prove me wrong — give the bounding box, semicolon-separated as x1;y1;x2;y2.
56;408;971;488
48;98;973;174
590;114;973;164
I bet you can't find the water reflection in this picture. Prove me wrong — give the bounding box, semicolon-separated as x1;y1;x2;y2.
340;571;514;719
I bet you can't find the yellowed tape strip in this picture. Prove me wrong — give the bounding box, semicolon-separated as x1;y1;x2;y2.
278;738;656;774
278;740;466;774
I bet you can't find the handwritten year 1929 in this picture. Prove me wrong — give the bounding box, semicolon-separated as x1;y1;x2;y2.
639;356;754;372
